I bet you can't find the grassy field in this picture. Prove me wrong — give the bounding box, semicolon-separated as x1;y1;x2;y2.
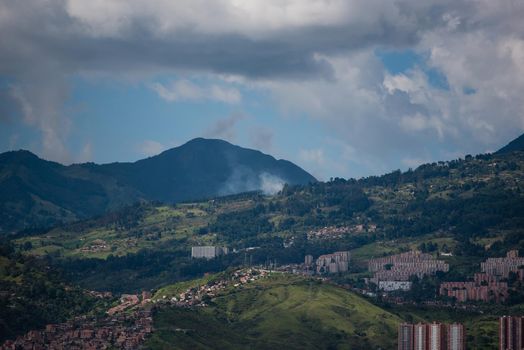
145;274;401;350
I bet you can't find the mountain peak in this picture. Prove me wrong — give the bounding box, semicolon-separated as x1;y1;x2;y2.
0;149;39;161
496;133;524;154
129;137;316;201
0;138;315;233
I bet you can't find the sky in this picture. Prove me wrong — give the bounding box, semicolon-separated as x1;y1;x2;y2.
1;1;524;180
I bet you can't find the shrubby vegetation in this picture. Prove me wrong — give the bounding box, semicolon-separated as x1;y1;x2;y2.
0;241;105;342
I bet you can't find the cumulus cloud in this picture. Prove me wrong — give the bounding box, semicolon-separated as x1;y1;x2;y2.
150;80;241;104
1;0;524;174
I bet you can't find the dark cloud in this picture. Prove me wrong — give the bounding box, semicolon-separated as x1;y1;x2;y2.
0;0;474;80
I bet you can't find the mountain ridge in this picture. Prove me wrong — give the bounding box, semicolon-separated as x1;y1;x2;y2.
0;138;316;234
496;132;524;154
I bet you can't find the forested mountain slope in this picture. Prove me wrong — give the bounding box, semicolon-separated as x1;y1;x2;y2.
0;138;315;234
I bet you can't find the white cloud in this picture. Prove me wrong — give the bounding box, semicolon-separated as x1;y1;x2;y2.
399;113;446;139
299;148;325;166
65;0;352;38
138;140;165;157
150;80;241;104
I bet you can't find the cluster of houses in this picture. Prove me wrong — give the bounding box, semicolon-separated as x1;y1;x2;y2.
0;310;153;350
367;251;449;291
107;291;151;315
306;224;376;240
79;238;138;254
439;250;524;303
157;268;269;307
79;239;110;253
1;268;270;349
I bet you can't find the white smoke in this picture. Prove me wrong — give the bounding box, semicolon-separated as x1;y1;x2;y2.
259;172;285;195
218;169;285;196
218;166;259;196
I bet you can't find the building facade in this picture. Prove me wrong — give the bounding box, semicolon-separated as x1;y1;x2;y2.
399;323;414;350
399;322;465;350
482;251;524;279
414;323;428;350
191;246;228;259
304;254;314;266
315;251;350;274
428;323;445;350
500;316;524;350
379;281;413;292
369;251;449;286
439;273;509;303
439;251;522;304
447;323;465;350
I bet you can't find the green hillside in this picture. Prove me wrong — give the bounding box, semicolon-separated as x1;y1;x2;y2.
145;274;401;350
146;272;516;349
13;151;524;293
3;149;524;348
0;241;109;343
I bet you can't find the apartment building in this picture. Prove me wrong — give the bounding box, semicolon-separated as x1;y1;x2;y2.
500;316;524;350
482;251;524;279
447;323;465;350
191;246;229;259
369;251;449;287
399;322;465;350
316;251;350;274
399;323;414;350
439;273;509;303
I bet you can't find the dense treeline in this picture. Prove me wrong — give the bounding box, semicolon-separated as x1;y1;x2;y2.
209;205;274;241
280;152;524;245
